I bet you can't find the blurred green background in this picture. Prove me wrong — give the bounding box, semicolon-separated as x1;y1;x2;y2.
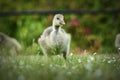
0;0;120;54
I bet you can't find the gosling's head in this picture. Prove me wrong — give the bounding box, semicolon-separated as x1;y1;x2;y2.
52;14;65;27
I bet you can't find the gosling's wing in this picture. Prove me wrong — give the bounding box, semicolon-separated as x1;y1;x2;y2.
42;26;53;37
38;26;53;46
115;34;120;48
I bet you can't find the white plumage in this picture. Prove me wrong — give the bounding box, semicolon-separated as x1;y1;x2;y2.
115;34;120;54
38;14;71;59
0;32;21;55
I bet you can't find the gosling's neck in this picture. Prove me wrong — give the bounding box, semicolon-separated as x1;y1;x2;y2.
53;25;61;33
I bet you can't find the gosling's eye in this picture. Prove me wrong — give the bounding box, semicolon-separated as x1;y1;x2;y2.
57;17;60;20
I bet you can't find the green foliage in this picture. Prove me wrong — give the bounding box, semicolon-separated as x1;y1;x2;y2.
66;14;119;53
0;1;120;80
16;16;46;46
0;54;120;80
0;16;17;37
0;0;120;54
23;40;42;55
0;0;120;10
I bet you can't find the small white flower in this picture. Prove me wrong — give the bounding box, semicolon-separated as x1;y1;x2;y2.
102;59;106;62
113;59;116;62
41;63;45;66
93;52;97;55
69;53;73;56
89;56;94;61
57;55;61;58
118;48;120;50
78;59;81;63
108;60;112;63
72;66;77;70
87;56;94;62
62;64;67;69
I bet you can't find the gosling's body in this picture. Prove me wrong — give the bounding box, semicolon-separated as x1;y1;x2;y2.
38;14;71;59
0;32;21;55
115;34;120;54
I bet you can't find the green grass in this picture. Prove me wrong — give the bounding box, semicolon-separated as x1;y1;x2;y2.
0;54;120;80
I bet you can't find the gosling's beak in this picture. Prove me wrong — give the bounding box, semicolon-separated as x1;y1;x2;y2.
60;20;65;25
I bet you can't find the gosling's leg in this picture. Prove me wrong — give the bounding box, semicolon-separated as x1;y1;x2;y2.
63;51;67;60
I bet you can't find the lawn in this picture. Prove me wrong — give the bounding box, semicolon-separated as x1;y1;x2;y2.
0;53;120;80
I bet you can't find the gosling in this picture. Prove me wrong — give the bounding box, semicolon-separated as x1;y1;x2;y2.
0;32;21;55
38;14;71;60
115;34;120;54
